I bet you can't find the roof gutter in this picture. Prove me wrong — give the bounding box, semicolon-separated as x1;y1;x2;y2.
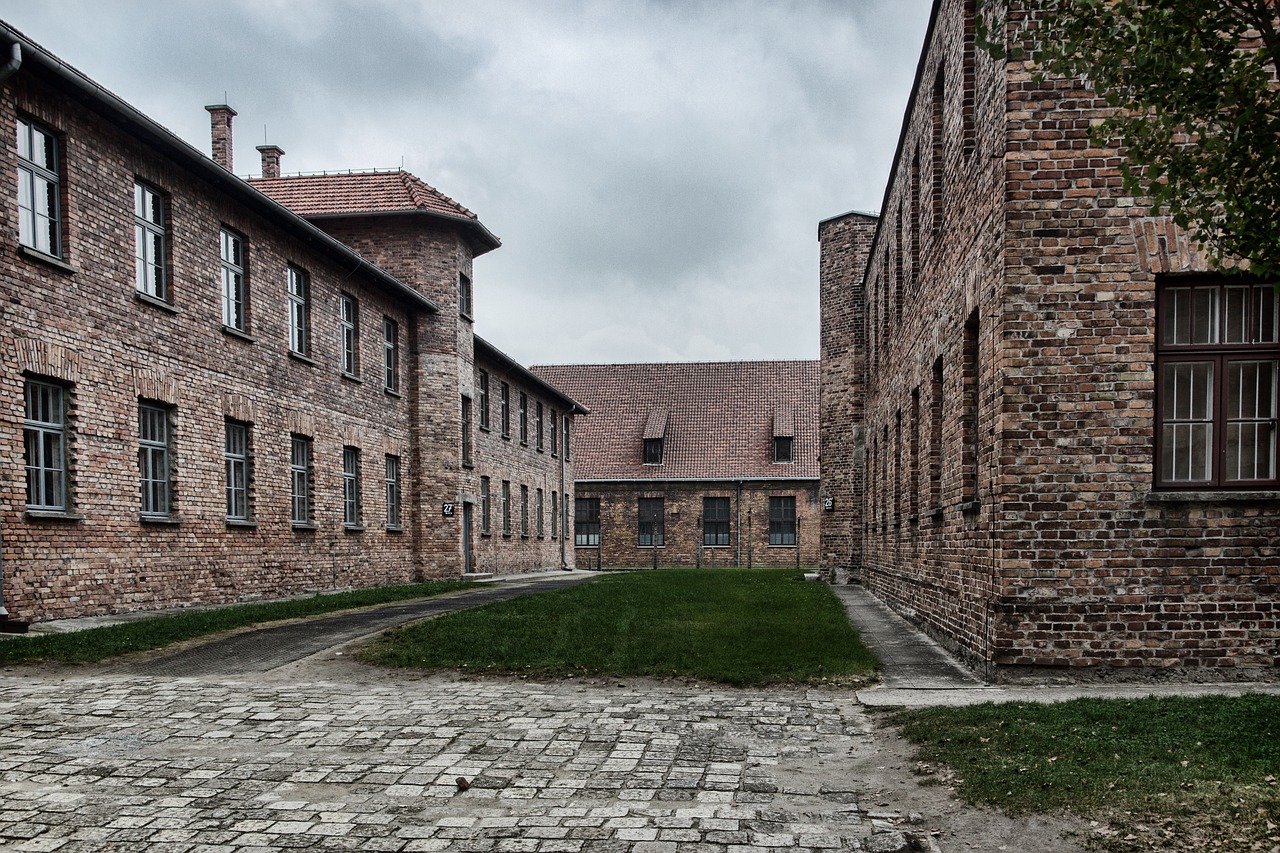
1;23;437;315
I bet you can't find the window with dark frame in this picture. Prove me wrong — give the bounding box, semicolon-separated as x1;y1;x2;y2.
773;436;793;464
291;435;312;526
520;484;529;536
643;437;663;465
287;265;310;356
17;117;61;257
519;392;528;444
768;496;796;546
500;382;511;438
536;401;544;450
479;371;490;429
480;476;491;534
501;480;511;535
563;417;571;460
340;293;359;376
536;488;544;536
24;379;66;511
343;446;362;528
225;420;250;521
638;497;664;546
551;491;558;539
220;229;247;331
574;497;599;546
550;408;558;456
703;496;730;546
138;402;171;518
134;182;167;301
386;454;402;529
383;317;399;391
461;395;473;466
459;272;472;317
1156;280;1279;488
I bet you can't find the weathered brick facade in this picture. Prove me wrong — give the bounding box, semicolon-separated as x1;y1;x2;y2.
820;0;1280;676
534;362;820;570
0;24;578;624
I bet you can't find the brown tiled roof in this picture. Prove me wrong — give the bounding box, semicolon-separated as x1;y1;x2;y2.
531;361;819;481
249;170;477;219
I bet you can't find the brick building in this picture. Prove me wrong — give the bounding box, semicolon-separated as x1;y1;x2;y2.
0;22;580;626
820;0;1280;676
532;362;819;570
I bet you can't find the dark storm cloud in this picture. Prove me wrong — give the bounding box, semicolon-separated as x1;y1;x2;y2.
0;0;932;364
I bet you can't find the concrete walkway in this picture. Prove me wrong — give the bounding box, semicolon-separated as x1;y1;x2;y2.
832;582;1280;707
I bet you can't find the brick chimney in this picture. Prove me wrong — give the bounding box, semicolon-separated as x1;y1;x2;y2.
256;144;285;179
205;104;237;171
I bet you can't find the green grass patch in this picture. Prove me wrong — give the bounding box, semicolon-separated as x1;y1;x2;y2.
359;568;877;686
891;694;1280;852
0;580;479;665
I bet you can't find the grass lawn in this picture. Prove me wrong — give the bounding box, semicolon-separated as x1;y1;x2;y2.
0;579;479;665
890;694;1280;852
359;568;878;686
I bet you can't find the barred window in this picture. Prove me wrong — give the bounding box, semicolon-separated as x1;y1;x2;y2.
24;379;66;511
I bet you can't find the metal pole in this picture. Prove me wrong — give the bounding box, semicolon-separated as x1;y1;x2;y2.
747;508;753;569
795;512;801;571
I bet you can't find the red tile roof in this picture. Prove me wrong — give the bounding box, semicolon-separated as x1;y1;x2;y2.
249;170;478;220
531;361;819;481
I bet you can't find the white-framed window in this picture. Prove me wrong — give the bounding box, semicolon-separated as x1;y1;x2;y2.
291;434;312;526
480;476;491;534
287;265;310;356
17;117;61;257
134;182;167;300
383;316;399;391
139;402;171;517
385;454;402;530
220;228;247;331
340;292;359;376
24;379;66;511
225;420;250;521
343;446;362;528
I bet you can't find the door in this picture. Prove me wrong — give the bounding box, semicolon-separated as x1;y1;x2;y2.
462;502;474;574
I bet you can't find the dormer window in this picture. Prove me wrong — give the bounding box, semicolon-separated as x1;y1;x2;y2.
773;409;794;463
644;437;664;465
642;409;668;466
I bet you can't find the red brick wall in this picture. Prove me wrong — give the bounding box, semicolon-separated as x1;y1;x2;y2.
820;0;1280;676
572;480;819;570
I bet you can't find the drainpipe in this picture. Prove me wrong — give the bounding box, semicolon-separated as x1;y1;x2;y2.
0;40;19;620
558;411;568;569
0;41;21;83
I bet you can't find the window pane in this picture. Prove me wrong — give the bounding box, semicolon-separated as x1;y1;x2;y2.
1257;286;1278;344
1162;286;1219;345
1161;362;1214;422
1226;360;1278;481
1224;286;1250;343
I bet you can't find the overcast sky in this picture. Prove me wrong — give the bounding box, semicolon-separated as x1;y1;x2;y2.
3;0;932;366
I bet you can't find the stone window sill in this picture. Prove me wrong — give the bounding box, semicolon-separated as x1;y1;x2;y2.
384;387;402;398
341;372;362;384
24;509;85;522
288;350;316;366
19;245;78;274
140;514;182;525
344;524;365;533
135;291;178;314
226;518;258;528
292;522;318;532
1146;490;1280;503
222;325;256;343
386;525;404;534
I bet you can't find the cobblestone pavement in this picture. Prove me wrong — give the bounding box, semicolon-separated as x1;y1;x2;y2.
0;671;949;853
